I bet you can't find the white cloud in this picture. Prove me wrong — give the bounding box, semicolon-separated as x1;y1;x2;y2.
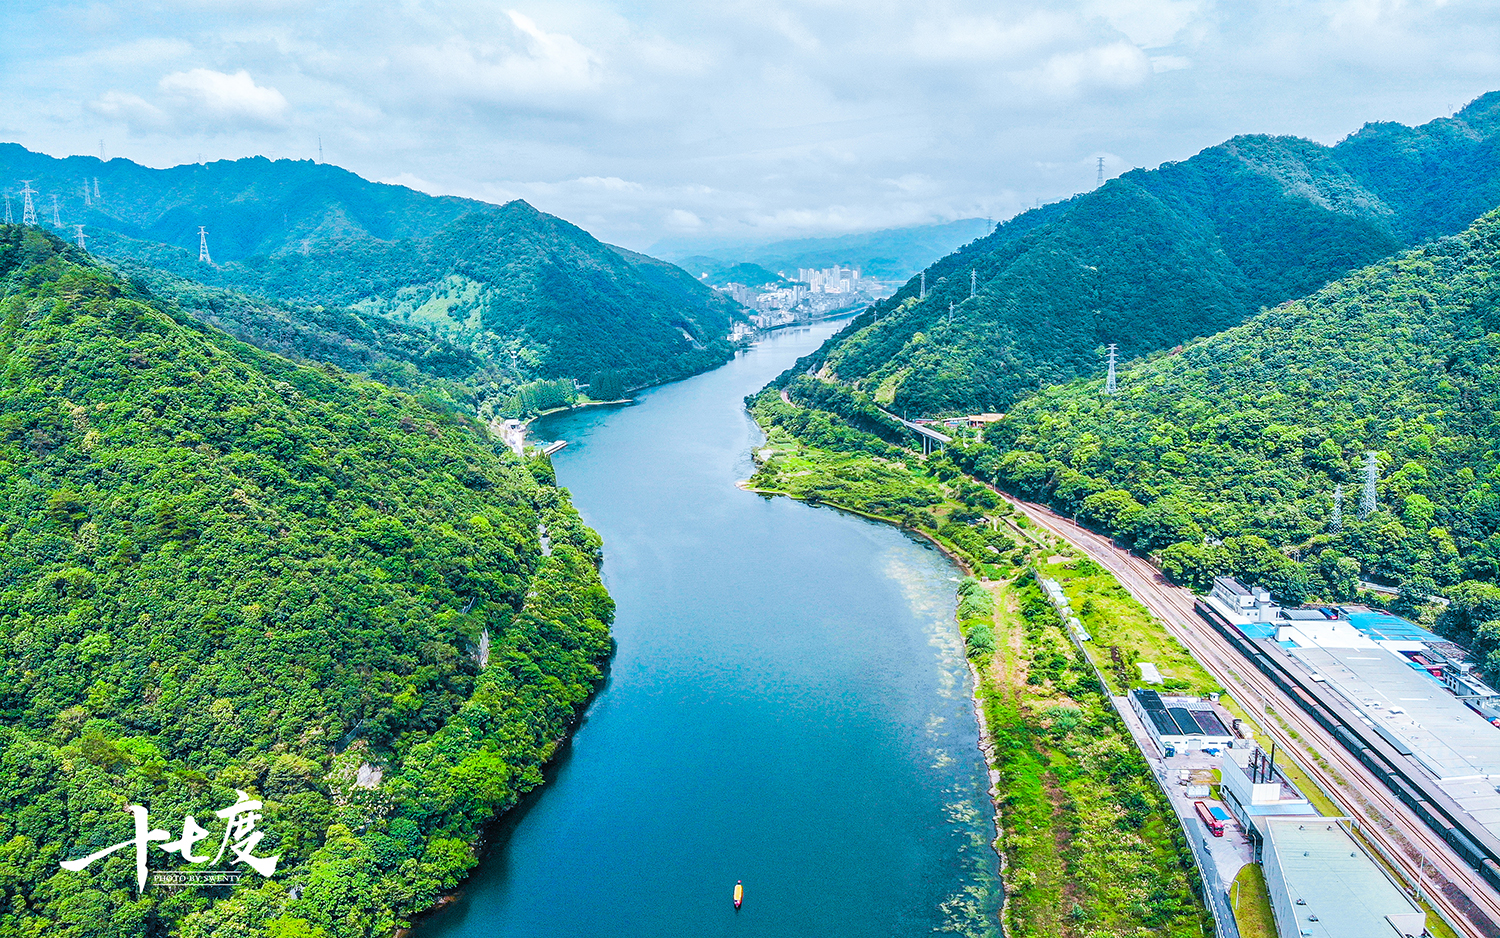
158;69;289;126
87;90;170;130
1016;41;1153;96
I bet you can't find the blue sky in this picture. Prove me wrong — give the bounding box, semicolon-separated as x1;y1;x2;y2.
2;1;1499;250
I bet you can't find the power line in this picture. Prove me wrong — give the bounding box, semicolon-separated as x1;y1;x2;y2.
20;181;37;226
198;226;212;264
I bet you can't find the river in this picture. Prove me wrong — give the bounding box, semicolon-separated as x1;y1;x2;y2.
419;319;1001;938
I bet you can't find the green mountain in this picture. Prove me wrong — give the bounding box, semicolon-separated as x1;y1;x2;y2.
958;207;1500;607
0;225;611;937
786;91;1500;417
0;146;746;401
657;217;996;281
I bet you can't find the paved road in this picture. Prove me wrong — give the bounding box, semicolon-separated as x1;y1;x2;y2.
1003;494;1500;938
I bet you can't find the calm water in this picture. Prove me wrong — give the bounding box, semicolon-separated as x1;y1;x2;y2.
419;320;1000;938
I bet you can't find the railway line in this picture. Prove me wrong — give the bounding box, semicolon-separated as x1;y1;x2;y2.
1002;494;1500;938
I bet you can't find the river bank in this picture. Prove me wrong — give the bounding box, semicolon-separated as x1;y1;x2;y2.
419;319;1001;938
743;386;1217;936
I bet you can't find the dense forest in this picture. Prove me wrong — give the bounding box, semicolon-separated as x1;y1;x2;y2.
751;205;1500;621
0;226;613;937
0;146;747;407
781;91;1500;416
960;207;1500;611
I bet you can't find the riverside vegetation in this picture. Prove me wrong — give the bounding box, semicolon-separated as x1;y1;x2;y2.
0;226;613;938
745;394;1212;937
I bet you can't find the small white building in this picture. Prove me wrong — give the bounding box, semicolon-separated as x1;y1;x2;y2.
1130;689;1237;754
1207;576;1282;626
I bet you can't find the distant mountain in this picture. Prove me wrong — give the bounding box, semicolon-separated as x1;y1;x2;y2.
777;91;1500;417
676;259;789;287
657;217;995;281
0;146;746;399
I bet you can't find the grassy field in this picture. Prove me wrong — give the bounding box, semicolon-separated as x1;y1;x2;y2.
980;576;1212;937
1229;864;1276;938
1038;555;1220;696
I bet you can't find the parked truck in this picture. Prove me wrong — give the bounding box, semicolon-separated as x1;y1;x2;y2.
1194;800;1225;836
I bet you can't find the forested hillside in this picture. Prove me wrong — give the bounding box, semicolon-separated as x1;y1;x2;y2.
0;146;746;403
958;207;1500;607
0;225;613;937
786;91;1500;416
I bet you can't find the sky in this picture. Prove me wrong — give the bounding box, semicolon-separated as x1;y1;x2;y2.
1;1;1499;252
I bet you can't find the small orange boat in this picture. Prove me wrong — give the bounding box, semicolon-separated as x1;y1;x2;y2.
733;880;743;909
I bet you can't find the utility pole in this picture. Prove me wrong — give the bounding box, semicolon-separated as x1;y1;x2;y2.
1331;485;1344;533
970;268;977;298
919;271;926;300
51;194;61;227
73;225;87;251
1104;343;1118;395
1359;452;1379;519
1097;157;1105;188
198;226;212;264
20;181;37;226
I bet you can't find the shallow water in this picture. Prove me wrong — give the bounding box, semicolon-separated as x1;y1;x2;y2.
418;320;1000;938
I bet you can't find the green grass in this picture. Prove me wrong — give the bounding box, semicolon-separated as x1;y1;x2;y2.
1230;864;1276;938
1040;557;1219;696
980;577;1211;938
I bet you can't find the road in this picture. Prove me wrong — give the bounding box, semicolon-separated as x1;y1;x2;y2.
1003;494;1500;938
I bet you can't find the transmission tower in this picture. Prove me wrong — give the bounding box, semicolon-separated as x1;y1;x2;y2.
82;180;91;207
93;178;100;201
51;194;61;227
1331;484;1344;533
970;268;977;298
20;181;36;226
318;135;323;162
73;225;87;251
1097;157;1105;187
198;226;212;264
919;271;926;300
3;194;11;225
948;301;954;324
1104;343;1118;395
1359;452;1379;519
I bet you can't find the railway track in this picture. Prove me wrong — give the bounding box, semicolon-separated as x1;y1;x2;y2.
1003;494;1500;938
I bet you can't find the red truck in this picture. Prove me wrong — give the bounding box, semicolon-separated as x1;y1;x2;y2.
1195;800;1225;837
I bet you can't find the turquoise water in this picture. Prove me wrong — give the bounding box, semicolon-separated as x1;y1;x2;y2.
416;321;1001;938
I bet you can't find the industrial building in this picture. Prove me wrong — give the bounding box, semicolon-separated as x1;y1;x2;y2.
1129;689;1236;754
1260;817;1426;938
1220;744;1318;832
